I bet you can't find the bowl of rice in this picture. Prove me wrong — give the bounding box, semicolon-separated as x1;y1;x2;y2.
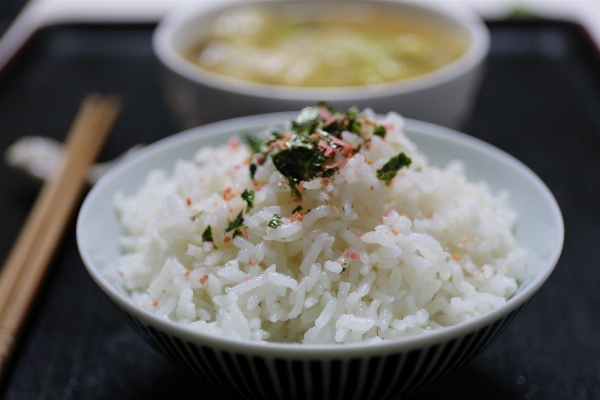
153;0;490;129
77;105;563;399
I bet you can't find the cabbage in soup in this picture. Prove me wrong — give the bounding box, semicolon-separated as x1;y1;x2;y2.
184;4;469;88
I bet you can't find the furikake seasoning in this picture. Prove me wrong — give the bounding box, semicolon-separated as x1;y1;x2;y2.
247;103;411;199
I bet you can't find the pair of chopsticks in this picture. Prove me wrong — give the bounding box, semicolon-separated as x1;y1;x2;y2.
0;93;121;376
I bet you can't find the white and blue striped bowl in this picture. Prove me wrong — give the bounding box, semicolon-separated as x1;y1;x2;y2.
77;113;563;400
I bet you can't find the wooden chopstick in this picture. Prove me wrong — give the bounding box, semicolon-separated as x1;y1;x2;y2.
0;93;121;376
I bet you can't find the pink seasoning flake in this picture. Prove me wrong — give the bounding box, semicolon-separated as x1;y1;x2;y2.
384;123;394;132
241;226;249;239
324;162;340;170
318;139;334;156
228;137;241;149
329;135;348;148
317;106;333;123
200;274;209;285
341;157;350;169
345;251;360;259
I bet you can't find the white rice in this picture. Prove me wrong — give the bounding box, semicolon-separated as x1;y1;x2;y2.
107;109;527;344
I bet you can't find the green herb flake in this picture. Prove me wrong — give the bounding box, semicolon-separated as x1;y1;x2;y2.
241;189;255;211
190;211;203;221
268;214;283;229
321;167;338;178
289;181;302;199
272;145;324;185
202;225;214;243
376;152;412;185
292;106;320;133
344;107;363;135
249;163;257;180
292;205;303;214
232;229;243;239
225;211;245;234
271;131;284;140
321;105;363;137
317;101;335;113
245;132;269;154
373;124;387;138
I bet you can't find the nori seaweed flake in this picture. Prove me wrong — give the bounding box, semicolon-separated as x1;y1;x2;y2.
376;152;412;185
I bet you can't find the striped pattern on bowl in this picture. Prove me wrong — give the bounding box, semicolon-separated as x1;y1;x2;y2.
115;301;527;400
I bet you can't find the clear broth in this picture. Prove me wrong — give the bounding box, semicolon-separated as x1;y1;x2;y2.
184;5;469;88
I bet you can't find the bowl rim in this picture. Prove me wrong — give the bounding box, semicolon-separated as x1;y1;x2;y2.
152;0;491;101
77;112;563;357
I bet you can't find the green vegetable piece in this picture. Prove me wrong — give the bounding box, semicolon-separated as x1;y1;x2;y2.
373;124;387;138
376;152;412;185
232;229;243;238
202;225;214;243
317;101;335;112
245;132;269;154
343;107;363;135
268;214;283;229
321;105;362;136
292;106;320;133
225;211;245;233
241;188;255;211
190;211;203;221
272;146;324;184
321;166;338;178
292;205;303;214
289;181;302;199
271;131;284;140
321;119;344;135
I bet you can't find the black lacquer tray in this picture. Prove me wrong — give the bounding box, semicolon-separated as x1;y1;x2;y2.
0;19;599;399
